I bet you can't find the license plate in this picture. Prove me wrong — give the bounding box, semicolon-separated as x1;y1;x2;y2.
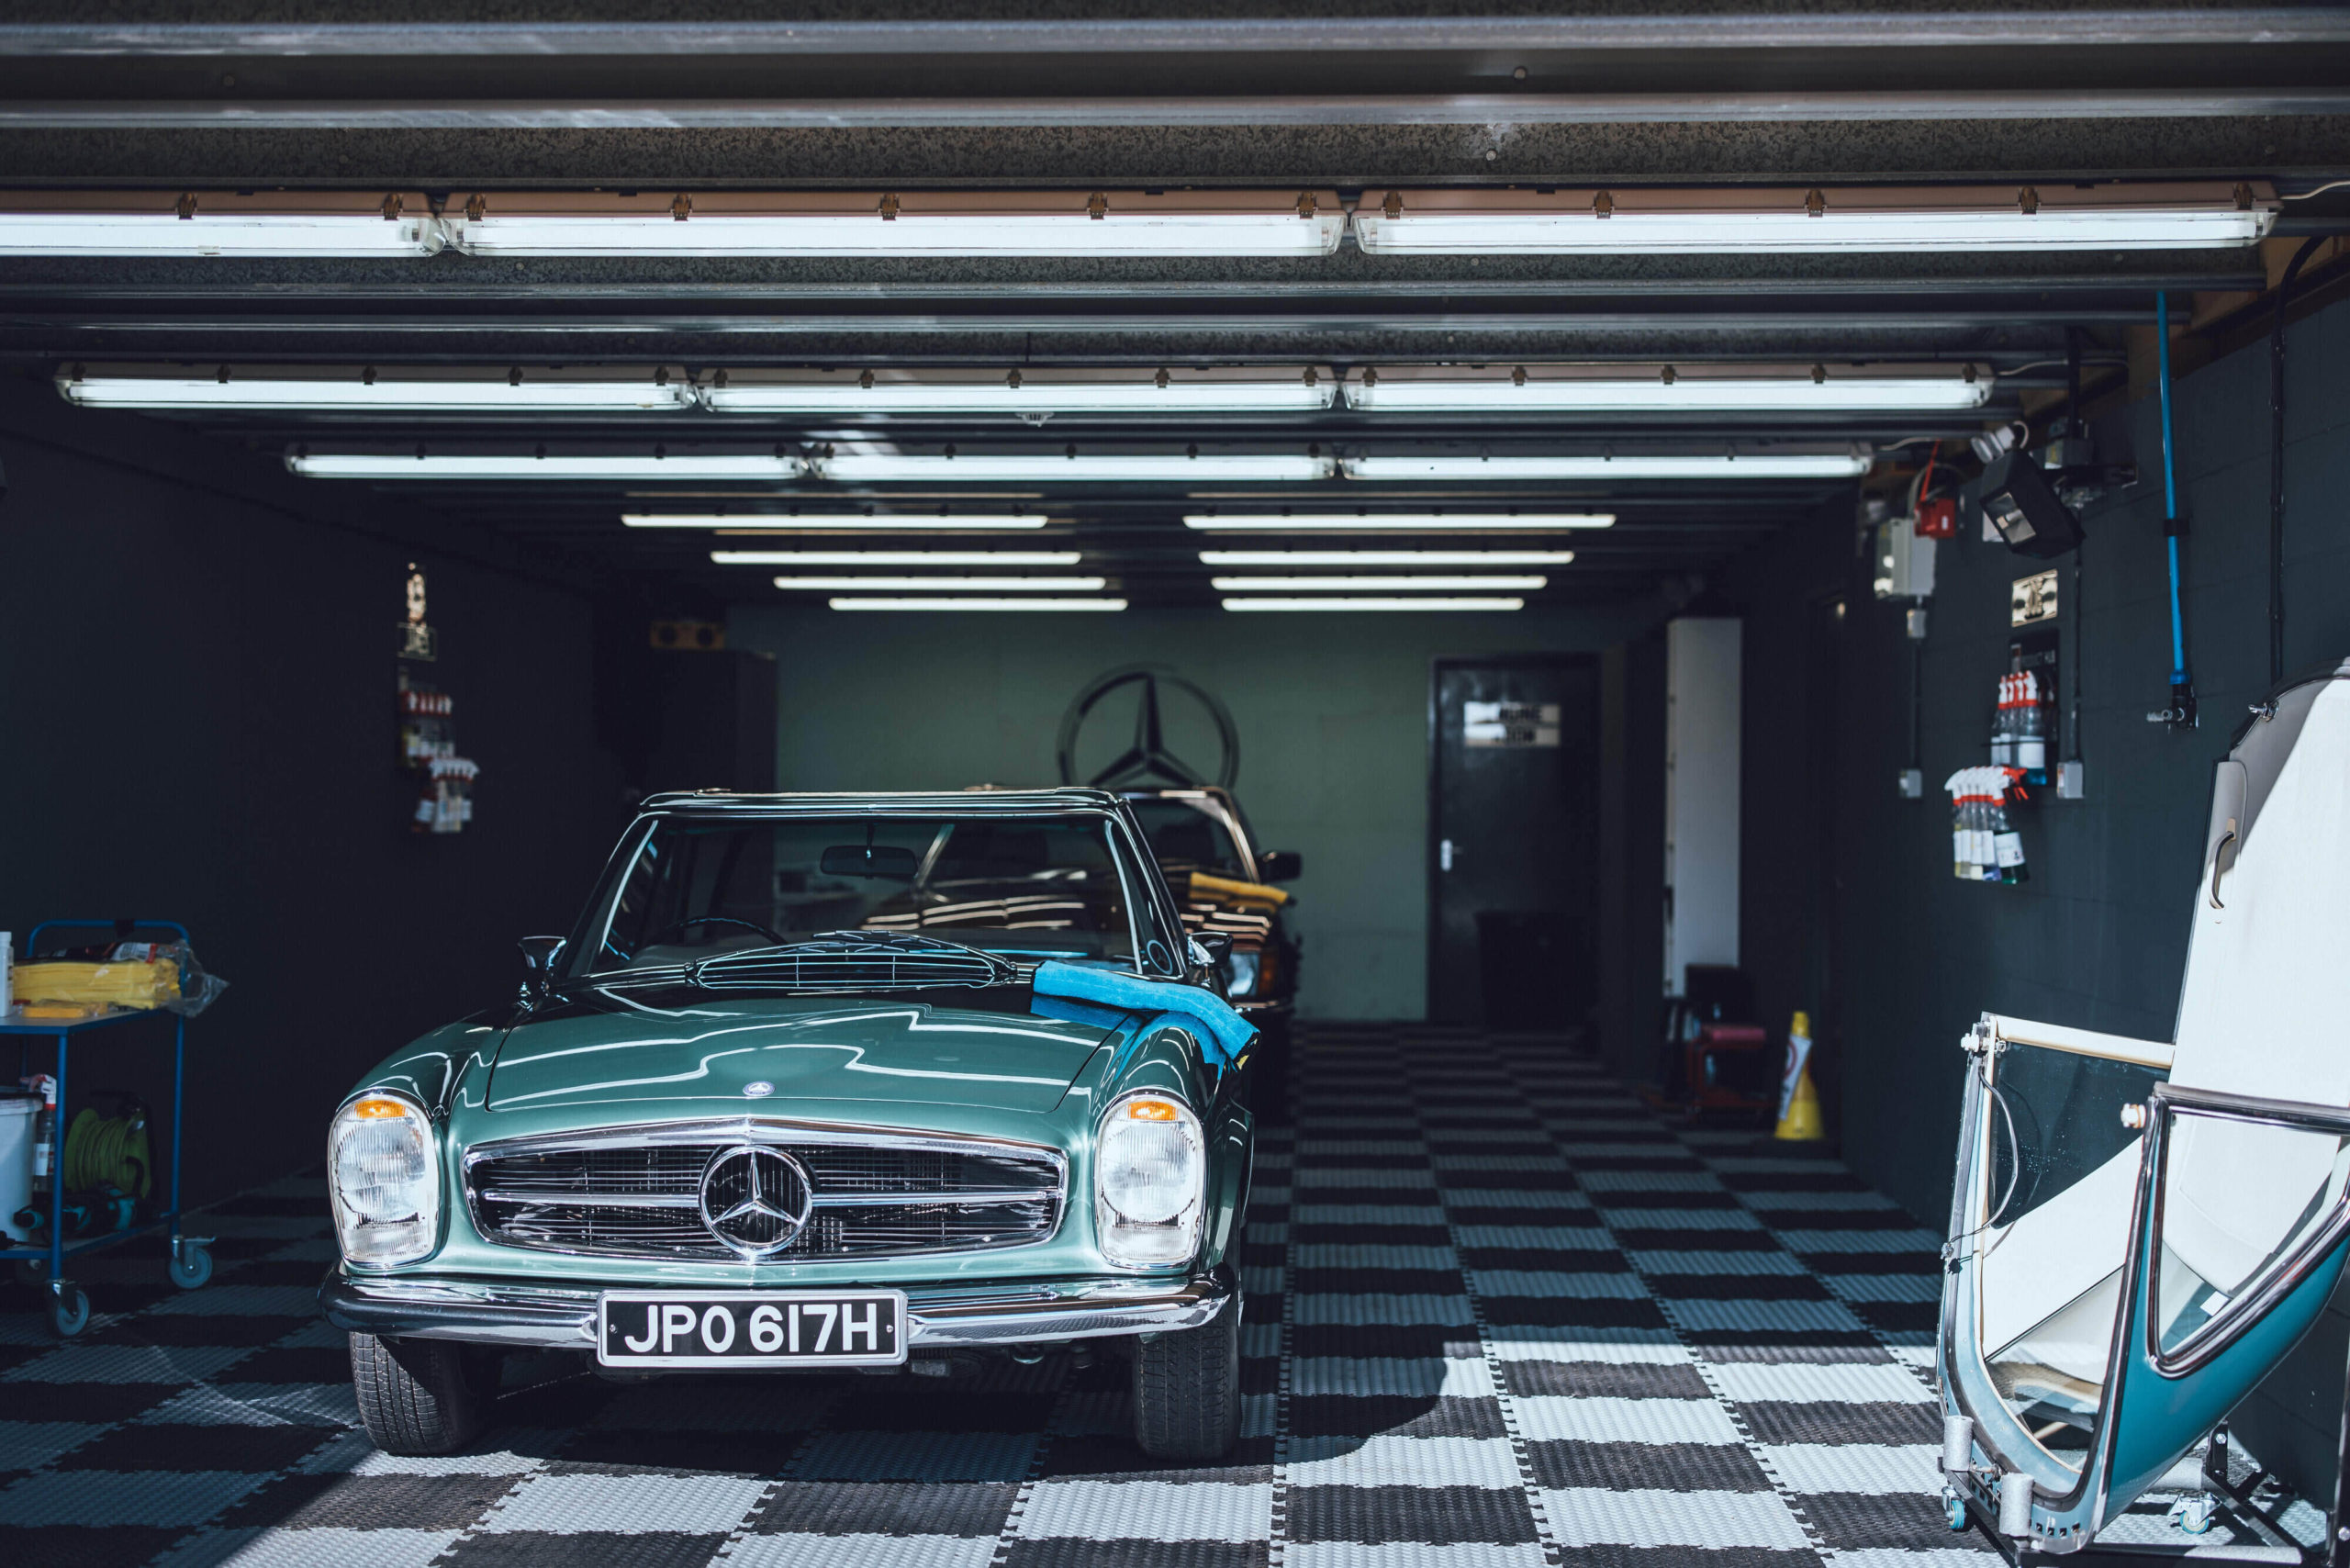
597;1290;908;1369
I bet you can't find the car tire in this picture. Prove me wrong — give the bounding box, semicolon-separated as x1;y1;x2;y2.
1131;1300;1242;1460
350;1333;497;1455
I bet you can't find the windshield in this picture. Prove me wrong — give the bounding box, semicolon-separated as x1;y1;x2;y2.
1125;796;1248;876
565;812;1181;980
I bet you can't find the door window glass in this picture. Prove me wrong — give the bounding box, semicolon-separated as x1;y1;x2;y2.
2154;1109;2350;1363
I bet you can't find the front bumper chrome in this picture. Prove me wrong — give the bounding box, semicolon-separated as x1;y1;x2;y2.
319;1265;1235;1351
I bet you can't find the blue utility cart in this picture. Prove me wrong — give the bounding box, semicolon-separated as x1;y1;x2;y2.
3;920;213;1337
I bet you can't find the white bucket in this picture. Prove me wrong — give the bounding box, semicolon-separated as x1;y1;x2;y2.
0;1093;36;1242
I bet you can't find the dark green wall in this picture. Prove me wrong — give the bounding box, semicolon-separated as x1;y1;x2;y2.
730;600;1663;1020
0;380;626;1203
1729;293;2350;1226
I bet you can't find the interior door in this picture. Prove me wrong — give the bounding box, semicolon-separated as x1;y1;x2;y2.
1429;656;1599;1027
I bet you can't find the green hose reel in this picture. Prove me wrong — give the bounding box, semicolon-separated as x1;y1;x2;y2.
63;1094;151;1203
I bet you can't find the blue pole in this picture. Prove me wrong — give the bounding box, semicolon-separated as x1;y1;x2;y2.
2158;293;2188;688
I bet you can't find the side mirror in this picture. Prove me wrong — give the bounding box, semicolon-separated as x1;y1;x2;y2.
518;935;566;996
1259;850;1303;883
1191;932;1235;969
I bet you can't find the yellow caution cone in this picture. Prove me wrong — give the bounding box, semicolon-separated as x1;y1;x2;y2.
1774;1010;1825;1142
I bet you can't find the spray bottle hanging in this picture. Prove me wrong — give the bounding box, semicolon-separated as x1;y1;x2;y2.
1989;665;2053;784
1944;765;2029;884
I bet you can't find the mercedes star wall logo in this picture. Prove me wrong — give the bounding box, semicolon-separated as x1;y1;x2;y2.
1057;664;1240;789
699;1145;813;1259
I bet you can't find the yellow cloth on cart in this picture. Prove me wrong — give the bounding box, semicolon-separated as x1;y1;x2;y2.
13;958;181;1011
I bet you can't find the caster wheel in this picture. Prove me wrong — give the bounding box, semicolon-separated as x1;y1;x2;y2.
169;1241;214;1291
1942;1488;1968;1531
48;1281;90;1338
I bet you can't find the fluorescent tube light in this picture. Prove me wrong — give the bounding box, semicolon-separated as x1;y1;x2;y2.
1345;364;1991;413
0;193;444;256
63;367;693;413
829;598;1128;611
1202;550;1574;566
1354;182;2277;254
625;512;1048;530
1223;598;1525;612
1211;576;1546;591
774;577;1107;591
712;551;1081;566
817;454;1337;483
1184;512;1614;531
707;368;1335;415
288;452;802;481
452;190;1345;258
1341;454;1870;481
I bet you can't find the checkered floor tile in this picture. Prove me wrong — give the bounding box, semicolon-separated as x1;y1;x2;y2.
0;1025;2306;1565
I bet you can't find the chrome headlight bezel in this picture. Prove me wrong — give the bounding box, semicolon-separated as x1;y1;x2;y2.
1093;1087;1207;1271
327;1089;442;1269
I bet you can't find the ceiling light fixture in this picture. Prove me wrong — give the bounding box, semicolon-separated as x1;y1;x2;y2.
828;598;1128;611
287;452;803;481
1183;512;1615;532
625;512;1049;530
706;368;1336;415
711;550;1082;566
1353;182;2277;254
773;576;1108;591
1222;598;1525;612
1344;364;1992;412
64;366;694;412
1210;576;1546;591
816;453;1338;483
1340;454;1871;481
1201;549;1575;566
0;192;444;256
449;190;1346;258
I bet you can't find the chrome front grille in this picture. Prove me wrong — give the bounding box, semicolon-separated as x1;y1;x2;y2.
464;1123;1066;1262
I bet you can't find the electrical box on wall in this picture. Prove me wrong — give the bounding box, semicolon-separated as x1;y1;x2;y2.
1873;521;1935;600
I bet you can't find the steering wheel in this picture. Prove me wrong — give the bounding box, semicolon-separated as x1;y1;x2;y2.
643;914;785;947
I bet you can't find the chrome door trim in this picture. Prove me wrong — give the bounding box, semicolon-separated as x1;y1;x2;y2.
2139;1081;2350;1378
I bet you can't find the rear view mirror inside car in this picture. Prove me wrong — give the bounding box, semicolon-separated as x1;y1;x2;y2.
820;844;919;879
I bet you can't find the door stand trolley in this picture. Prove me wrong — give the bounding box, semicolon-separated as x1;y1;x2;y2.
2;920;213;1337
1937;660;2350;1566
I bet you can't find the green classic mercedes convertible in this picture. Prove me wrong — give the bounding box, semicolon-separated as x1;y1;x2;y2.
320;789;1258;1459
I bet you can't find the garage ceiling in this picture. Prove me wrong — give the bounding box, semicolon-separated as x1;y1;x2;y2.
3;2;2346;613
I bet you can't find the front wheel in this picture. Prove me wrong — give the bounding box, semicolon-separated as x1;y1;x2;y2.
1131;1301;1242;1460
350;1334;498;1455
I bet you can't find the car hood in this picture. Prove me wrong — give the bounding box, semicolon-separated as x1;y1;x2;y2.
482;992;1117;1118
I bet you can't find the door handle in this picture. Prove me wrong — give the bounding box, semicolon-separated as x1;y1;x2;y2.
2207;825;2237;910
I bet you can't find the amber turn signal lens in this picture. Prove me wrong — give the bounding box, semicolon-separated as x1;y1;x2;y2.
1126;1100;1180;1121
351;1097;409;1119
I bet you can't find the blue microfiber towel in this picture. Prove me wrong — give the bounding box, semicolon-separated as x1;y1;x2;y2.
1030;960;1258;1067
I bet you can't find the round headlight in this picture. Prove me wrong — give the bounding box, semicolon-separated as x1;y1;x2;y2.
1095;1091;1205;1268
328;1092;440;1267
